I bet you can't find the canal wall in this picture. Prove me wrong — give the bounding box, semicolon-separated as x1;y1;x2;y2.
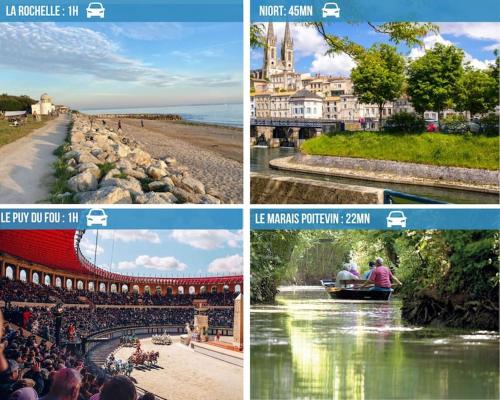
251;173;385;204
270;154;499;194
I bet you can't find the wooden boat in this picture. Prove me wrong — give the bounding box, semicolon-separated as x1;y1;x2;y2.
320;279;393;301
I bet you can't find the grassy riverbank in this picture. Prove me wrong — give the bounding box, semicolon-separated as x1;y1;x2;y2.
301;131;499;170
0;116;50;147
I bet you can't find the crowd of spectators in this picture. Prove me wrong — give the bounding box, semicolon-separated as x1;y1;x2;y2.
1;278;239;307
0;311;154;400
4;305;234;342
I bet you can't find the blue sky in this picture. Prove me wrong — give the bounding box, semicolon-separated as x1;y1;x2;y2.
79;229;243;277
0;22;242;109
251;22;500;76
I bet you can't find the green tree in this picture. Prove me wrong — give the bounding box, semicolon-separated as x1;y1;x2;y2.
407;43;465;119
351;44;405;130
250;24;266;49
457;67;498;116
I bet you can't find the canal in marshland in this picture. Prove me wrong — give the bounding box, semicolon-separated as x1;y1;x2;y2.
251;147;499;204
250;289;499;400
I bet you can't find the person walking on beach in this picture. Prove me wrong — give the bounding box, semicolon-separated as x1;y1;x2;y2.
141;120;144;128
118;120;122;131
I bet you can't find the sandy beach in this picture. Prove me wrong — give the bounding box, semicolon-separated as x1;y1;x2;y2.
114;337;243;400
105;118;243;203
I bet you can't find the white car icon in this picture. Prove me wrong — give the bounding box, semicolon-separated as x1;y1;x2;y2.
386;211;407;228
322;2;341;18
86;2;105;18
86;208;108;227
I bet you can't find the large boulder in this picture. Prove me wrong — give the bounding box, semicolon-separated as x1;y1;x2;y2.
127;149;152;167
75;186;132;204
147;166;168;180
77;151;101;164
67;171;98;193
62;151;79;162
135;192;178;204
100;176;143;197
170;187;203;203
180;176;206;195
77;163;101;179
148;179;173;192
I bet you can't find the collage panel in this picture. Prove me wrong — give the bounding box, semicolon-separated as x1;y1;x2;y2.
0;2;243;205
250;208;500;399
0;208;244;400
250;4;499;205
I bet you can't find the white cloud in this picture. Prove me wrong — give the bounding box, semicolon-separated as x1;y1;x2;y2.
268;23;355;77
170;230;242;250
96;230;161;244
208;254;243;274
408;33;494;70
0;23;239;88
108;23;184;41
115;255;188;271
79;238;104;256
439;23;500;52
310;52;356;76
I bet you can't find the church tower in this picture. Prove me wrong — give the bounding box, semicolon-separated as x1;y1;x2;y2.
281;22;294;72
263;22;277;79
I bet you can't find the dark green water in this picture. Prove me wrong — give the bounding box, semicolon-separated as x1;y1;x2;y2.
251;289;499;400
251;147;499;204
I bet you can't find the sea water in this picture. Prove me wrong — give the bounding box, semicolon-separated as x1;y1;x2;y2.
81;103;243;127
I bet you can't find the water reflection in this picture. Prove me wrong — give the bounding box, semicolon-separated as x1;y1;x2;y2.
250;147;499;204
251;290;499;399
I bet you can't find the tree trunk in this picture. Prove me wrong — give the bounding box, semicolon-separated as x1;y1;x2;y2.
378;103;384;131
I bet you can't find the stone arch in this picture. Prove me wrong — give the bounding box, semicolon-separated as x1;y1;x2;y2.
156;286;162;295
211;286;217;294
55;277;62;288
44;275;51;286
121;284;129;293
167;287;173;295
66;278;73;290
77;280;84;290
144;285;151;294
189;286;196;295
178;286;184;295
200;286;207;294
88;281;95;291
19;269;27;282
110;283;118;293
32;272;40;285
235;284;241;293
299;127;317;140
132;285;139;294
5;266;14;280
99;282;106;292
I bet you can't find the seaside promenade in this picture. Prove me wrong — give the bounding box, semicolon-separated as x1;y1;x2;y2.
0;114;69;203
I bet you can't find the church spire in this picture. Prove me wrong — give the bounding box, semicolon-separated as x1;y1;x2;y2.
266;22;276;46
281;22;294;72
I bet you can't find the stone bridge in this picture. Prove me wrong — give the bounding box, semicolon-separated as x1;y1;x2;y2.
250;118;340;148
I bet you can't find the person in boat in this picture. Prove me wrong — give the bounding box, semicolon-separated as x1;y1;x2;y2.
349;262;360;278
335;264;359;288
364;257;402;291
363;261;376;280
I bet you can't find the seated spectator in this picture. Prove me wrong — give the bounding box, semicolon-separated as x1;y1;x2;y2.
39;368;81;400
99;376;136;400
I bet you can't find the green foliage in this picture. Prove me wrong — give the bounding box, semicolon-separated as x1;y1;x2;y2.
440;114;469;134
250;24;266;49
351;44;405;129
407;44;465;115
0;94;36;112
479;114;499;136
384;111;425;133
308;22;437;59
456;67;498;116
251;231;300;304
97;162;115;176
300;130;499;170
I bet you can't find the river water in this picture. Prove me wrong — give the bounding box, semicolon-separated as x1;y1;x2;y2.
251;289;499;400
251;147;499;204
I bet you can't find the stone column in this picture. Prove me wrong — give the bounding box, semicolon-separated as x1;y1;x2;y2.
233;293;243;350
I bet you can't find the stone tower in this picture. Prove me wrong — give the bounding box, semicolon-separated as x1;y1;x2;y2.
263;22;277;79
281;22;294;72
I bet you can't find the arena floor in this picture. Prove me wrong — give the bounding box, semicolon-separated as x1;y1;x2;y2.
114;336;243;400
